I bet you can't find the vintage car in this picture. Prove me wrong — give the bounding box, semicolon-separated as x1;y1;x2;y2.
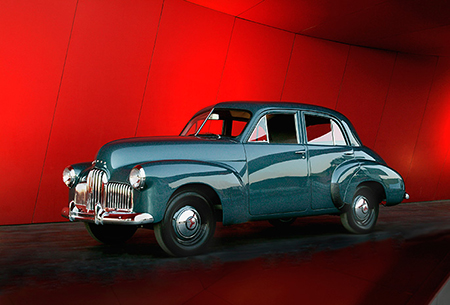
62;102;408;256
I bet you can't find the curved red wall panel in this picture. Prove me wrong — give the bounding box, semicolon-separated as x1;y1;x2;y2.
336;46;396;148
136;0;235;137
375;55;437;188
282;35;349;109
215;19;295;102
407;57;450;201
33;0;164;223
1;0;449;224
0;0;78;225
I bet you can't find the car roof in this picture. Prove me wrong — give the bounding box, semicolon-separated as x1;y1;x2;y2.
214;101;345;119
215;101;361;143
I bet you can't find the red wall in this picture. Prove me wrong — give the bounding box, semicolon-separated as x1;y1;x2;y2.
1;0;449;225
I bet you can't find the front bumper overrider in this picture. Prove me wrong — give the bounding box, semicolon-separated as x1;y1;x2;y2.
61;201;154;225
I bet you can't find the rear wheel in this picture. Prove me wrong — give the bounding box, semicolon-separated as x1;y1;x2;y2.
340;186;379;234
85;223;137;245
154;191;216;257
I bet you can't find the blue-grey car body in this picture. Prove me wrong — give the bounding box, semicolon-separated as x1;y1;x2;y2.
62;102;407;252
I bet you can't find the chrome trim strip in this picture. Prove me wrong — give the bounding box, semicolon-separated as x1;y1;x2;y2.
62;201;154;225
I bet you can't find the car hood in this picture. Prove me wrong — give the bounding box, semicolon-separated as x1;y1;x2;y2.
94;136;245;173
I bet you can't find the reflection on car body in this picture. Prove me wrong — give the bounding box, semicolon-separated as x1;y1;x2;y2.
62;102;408;256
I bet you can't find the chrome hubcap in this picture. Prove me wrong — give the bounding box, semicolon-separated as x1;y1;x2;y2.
173;206;202;241
353;195;370;223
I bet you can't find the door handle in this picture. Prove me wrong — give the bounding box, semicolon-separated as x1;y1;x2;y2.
295;150;306;159
344;151;354;156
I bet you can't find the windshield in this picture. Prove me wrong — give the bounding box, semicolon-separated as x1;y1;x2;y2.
181;108;252;138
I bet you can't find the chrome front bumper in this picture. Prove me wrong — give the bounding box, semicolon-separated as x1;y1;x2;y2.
62;201;154;225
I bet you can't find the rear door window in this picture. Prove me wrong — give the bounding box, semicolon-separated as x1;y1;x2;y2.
304;114;347;146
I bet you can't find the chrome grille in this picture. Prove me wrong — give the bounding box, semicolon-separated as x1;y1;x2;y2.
105;183;133;211
86;168;133;211
87;169;107;210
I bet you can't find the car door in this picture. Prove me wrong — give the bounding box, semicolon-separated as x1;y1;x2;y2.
244;111;310;215
302;112;355;210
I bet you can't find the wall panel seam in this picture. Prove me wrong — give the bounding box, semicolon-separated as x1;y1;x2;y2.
405;56;439;183
135;0;165;136
280;35;296;101
334;45;351;110
373;52;398;149
236;0;265;17
215;18;236;103
32;0;79;223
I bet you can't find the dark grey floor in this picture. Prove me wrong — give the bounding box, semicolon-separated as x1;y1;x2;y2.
2;201;450;304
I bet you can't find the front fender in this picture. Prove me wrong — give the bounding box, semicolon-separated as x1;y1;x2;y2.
70;162;93;182
65;162;93;204
134;160;248;225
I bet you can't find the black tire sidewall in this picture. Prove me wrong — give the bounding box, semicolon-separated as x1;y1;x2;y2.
156;191;215;256
346;186;379;233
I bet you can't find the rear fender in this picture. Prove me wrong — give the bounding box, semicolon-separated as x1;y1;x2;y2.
332;160;406;210
343;160;405;207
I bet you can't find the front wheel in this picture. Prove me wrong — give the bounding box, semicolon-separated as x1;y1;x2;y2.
85;223;137;245
154;191;216;257
340;186;379;234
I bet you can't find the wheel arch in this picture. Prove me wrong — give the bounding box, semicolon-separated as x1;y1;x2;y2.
169;183;223;222
356;181;385;204
344;161;405;206
332;160;405;211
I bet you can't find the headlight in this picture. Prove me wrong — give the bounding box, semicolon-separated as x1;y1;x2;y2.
63;166;76;187
129;165;146;190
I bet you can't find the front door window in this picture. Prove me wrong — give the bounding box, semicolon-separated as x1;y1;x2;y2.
249;113;298;144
